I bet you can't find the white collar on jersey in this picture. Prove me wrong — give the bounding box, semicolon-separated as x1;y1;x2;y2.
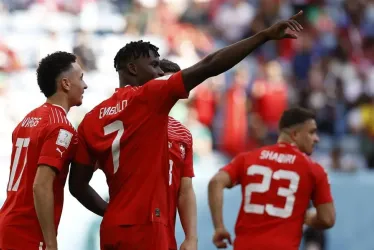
52;104;67;115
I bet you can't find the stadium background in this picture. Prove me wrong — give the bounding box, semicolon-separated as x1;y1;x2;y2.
0;0;374;249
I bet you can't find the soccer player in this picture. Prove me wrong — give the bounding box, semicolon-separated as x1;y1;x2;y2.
69;12;303;250
160;59;197;250
208;107;335;250
0;52;87;250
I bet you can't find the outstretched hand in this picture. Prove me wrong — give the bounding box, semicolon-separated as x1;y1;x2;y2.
264;11;304;40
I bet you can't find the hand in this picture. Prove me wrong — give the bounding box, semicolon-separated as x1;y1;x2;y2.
263;11;303;40
212;228;232;249
180;237;198;250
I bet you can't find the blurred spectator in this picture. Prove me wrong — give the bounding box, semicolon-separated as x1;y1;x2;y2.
251;60;287;135
73;30;97;71
184;105;213;162
213;0;255;43
219;66;249;157
0;41;22;72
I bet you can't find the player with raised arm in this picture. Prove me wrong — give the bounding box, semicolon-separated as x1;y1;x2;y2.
0;52;87;250
160;59;197;250
69;12;303;250
208;107;335;250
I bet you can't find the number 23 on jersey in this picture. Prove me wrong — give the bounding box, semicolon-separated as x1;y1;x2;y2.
244;165;300;219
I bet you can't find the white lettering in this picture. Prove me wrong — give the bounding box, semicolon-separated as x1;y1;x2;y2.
99;100;128;119
21;117;41;128
259;150;296;164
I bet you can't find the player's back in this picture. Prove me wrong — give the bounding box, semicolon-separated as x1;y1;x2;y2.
0;103;75;248
231;143;322;250
77;73;189;227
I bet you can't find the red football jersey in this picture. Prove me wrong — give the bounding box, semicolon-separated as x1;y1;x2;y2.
0;103;77;249
167;117;194;250
221;143;333;250
74;72;188;227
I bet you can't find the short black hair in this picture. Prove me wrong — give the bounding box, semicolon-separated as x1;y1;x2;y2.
36;51;76;98
114;40;160;71
160;59;181;73
279;107;316;130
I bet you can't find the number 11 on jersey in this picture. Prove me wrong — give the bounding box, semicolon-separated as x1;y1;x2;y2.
8;138;30;191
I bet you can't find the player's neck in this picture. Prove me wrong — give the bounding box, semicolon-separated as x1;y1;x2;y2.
46;94;69;113
119;76;139;87
277;134;296;146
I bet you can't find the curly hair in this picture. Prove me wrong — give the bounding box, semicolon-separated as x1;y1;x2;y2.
114;40;160;71
160;59;181;73
36;51;76;98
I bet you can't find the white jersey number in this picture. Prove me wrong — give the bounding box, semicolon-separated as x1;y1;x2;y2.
244;165;300;218
104;120;124;174
8;138;30;191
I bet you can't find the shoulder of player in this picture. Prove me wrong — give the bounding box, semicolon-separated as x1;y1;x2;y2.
168;118;192;145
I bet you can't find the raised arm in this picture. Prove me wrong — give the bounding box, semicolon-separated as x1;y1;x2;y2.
181;11;303;92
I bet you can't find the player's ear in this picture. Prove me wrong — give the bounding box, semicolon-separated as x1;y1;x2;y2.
289;128;299;141
127;62;137;76
60;77;71;92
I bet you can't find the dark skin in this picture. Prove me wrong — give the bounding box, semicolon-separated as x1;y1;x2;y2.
69;12;303;217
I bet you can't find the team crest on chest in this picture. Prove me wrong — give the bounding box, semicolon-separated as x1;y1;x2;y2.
180;144;185;160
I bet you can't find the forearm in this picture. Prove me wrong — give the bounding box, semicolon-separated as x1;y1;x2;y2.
208;180;225;229
33;185;57;248
304;210;332;230
205;31;269;77
71;185;107;217
183;31;269;91
178;188;197;239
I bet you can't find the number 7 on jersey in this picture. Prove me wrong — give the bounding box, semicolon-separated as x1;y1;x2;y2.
104;120;125;174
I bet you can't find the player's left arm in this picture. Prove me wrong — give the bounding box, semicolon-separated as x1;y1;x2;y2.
69;122;107;217
34;125;77;249
178;143;197;244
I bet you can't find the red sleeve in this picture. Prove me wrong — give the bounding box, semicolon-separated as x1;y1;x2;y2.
143;71;189;113
311;163;333;206
38;124;77;172
182;143;194;178
220;154;245;186
73;119;96;166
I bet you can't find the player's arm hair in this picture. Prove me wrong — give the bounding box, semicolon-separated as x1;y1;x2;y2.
304;203;335;229
69;162;108;216
181;31;269;92
178;177;198;241
33;165;58;248
208;171;233;230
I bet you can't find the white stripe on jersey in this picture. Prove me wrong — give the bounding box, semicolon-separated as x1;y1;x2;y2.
168;117;192;146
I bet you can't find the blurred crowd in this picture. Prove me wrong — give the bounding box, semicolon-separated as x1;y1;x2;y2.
1;0;374;174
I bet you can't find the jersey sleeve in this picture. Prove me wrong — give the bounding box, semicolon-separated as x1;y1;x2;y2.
220;153;245;186
142;71;189;113
73;119;96;166
182;141;194;178
38;124;77;172
311;163;333;206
